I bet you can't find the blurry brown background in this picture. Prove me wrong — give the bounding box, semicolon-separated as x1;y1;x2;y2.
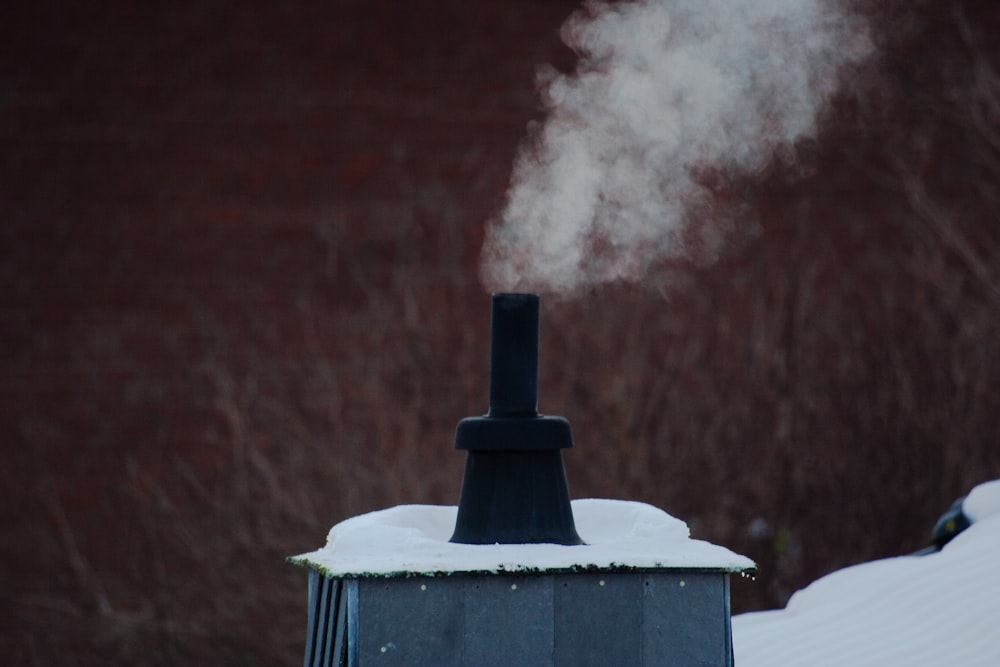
3;1;999;664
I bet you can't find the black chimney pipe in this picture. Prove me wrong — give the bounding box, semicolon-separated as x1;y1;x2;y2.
450;293;582;545
488;293;539;418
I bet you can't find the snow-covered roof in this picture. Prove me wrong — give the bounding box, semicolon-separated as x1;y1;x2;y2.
290;498;756;577
733;479;1000;667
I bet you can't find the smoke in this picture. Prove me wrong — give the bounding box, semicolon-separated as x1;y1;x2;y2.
481;0;872;294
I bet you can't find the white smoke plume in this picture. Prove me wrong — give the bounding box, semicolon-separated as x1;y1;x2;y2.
481;0;872;293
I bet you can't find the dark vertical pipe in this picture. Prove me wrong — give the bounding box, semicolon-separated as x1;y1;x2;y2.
451;293;581;545
488;293;539;418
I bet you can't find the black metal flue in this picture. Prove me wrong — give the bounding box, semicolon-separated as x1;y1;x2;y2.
450;293;582;545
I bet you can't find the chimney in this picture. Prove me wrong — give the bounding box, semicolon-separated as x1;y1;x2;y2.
290;293;755;667
450;293;582;545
